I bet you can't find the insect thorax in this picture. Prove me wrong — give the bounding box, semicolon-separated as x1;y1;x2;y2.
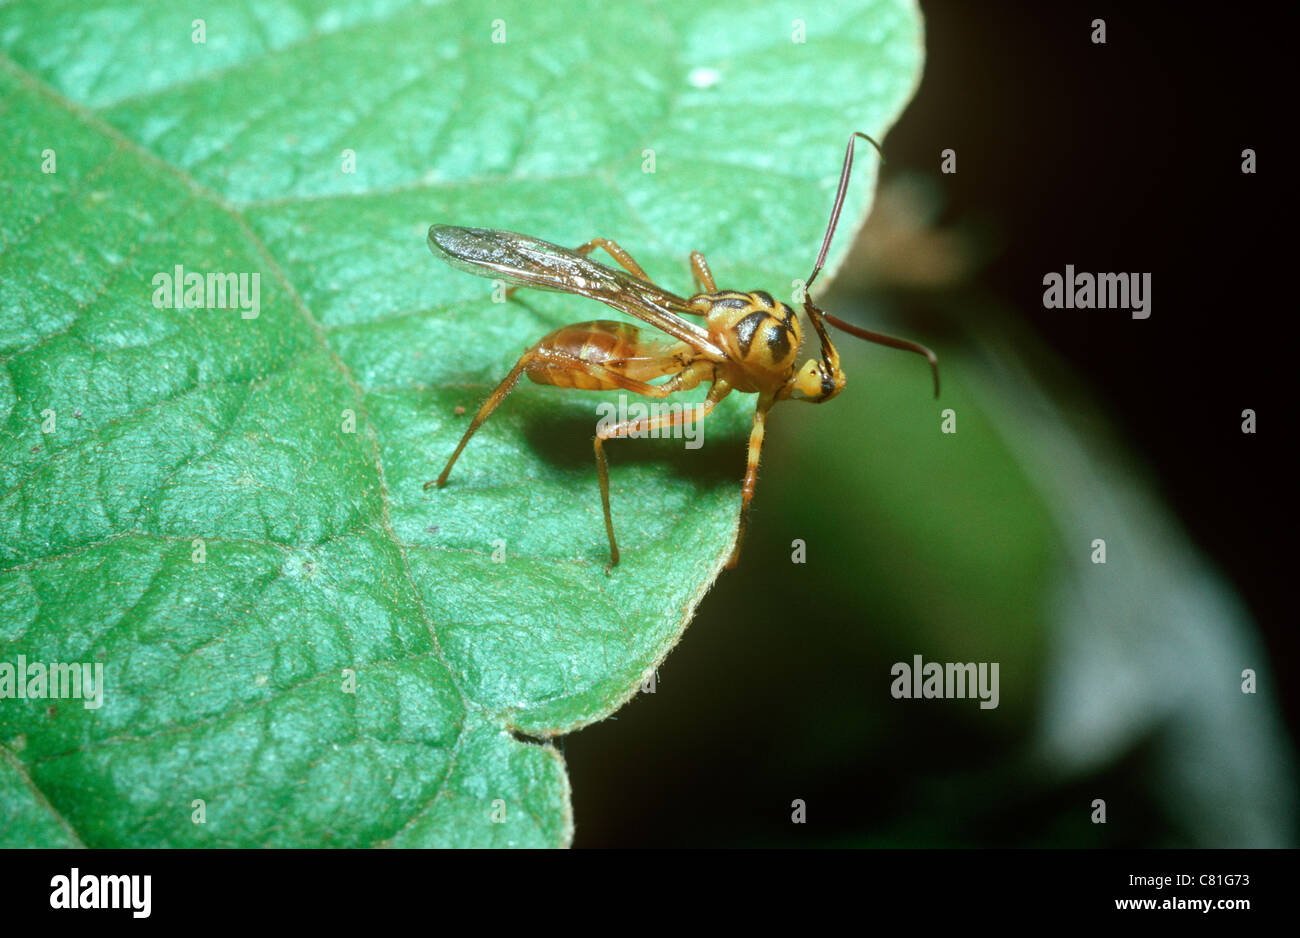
696;290;801;379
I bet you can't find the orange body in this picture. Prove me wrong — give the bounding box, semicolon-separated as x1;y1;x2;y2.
526;321;687;390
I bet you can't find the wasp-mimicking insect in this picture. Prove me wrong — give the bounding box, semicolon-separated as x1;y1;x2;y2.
425;132;938;571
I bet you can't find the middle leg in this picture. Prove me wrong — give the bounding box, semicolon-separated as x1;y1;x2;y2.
506;237;654;299
595;376;729;571
690;251;718;293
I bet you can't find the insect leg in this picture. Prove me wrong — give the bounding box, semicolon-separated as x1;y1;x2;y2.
595;374;728;572
426;351;535;490
726;397;774;569
689;251;717;293
504;237;653;299
573;238;653;281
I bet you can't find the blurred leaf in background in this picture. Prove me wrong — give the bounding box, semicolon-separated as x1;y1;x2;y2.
565;175;1297;847
0;0;925;846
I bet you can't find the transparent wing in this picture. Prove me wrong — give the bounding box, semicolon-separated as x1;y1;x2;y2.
428;225;724;357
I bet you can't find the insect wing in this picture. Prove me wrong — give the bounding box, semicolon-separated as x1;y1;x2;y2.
428;225;722;355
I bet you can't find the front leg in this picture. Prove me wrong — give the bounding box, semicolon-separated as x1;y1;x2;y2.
726;397;773;569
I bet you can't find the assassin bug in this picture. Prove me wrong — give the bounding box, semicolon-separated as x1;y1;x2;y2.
425;132;939;571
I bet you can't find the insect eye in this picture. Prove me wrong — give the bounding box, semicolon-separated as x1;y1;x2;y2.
819;367;837;400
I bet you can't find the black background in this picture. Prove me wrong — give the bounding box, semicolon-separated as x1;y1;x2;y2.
563;1;1297;846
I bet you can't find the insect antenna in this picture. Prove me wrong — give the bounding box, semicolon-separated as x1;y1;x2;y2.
803;131;940;399
804;131;885;296
821;311;940;398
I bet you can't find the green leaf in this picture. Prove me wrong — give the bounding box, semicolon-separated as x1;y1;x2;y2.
0;0;923;846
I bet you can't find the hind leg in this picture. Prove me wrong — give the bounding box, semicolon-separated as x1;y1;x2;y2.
430;334;708;489
427;351;536;489
428;344;676;490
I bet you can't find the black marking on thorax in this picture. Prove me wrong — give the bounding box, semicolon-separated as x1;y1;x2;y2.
732;299;797;361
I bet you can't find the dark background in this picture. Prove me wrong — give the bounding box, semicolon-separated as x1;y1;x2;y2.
564;1;1297;846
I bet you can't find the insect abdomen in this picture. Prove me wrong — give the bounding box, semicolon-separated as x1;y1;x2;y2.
527;321;642;389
